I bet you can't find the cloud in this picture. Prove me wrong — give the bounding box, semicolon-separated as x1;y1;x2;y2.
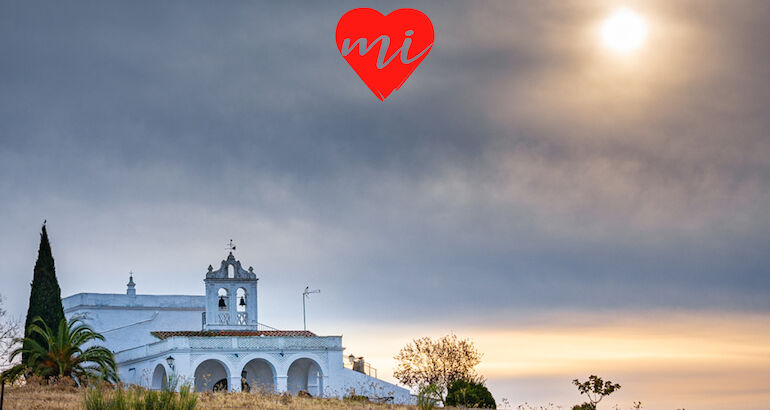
1;1;769;328
337;311;770;410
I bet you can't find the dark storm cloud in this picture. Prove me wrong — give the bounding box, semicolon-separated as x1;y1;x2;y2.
1;1;769;324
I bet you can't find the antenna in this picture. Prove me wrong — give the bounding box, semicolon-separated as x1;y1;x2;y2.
302;286;321;331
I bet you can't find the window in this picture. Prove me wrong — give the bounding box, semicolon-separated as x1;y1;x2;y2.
227;264;235;278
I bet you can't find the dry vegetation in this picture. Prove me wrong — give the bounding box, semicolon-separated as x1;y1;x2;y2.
2;381;420;410
3;379;81;409
196;392;415;409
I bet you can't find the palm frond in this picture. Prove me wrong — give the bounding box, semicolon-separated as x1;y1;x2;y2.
9;316;118;385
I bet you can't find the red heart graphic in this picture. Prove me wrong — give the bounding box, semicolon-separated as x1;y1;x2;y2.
335;8;434;101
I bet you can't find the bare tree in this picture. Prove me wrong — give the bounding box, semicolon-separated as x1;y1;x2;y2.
393;334;482;404
0;293;22;373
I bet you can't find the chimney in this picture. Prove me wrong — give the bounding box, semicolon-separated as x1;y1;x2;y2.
353;356;365;374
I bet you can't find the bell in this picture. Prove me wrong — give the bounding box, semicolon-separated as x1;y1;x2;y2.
239;297;246;306
218;296;226;308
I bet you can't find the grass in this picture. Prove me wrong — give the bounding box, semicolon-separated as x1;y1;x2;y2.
83;384;197;410
2;381;419;409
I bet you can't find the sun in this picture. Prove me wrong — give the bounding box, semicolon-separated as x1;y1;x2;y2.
601;7;647;53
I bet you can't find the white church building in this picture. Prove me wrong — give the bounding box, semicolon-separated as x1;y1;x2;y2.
61;250;411;403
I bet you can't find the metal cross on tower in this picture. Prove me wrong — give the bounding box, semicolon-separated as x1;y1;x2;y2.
226;239;236;252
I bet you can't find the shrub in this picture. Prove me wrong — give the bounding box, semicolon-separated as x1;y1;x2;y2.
417;384;442;410
178;384;198;410
83;384;197;410
84;387;106;409
572;375;621;409
2;317;117;384
445;379;496;408
345;393;370;402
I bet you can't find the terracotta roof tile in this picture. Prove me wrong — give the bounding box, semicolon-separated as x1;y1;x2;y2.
150;330;316;339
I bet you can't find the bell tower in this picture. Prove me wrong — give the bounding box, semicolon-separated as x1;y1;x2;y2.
203;245;259;331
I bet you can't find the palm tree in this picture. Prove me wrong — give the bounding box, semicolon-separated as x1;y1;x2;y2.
1;317;117;384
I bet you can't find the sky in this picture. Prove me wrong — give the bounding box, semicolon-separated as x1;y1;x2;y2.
1;1;770;408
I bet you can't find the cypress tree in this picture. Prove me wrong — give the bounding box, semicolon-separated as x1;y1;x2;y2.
23;223;65;363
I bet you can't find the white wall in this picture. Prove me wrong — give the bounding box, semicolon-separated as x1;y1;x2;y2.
65;293;413;404
327;367;413;404
63;292;204;352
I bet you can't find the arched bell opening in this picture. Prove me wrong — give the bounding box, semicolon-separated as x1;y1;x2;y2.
217;288;228;310
236;288;247;312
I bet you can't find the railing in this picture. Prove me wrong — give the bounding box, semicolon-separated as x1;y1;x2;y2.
115;339;171;362
201;313;279;331
115;335;342;362
257;322;280;331
238;336;341;350
344;359;378;379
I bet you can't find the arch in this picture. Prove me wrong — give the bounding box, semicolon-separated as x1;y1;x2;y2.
194;358;230;392
236;287;247;312
227;264;235;278
287;357;323;397
280;353;327;377
217;288;228;310
240;357;276;393
151;363;167;390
